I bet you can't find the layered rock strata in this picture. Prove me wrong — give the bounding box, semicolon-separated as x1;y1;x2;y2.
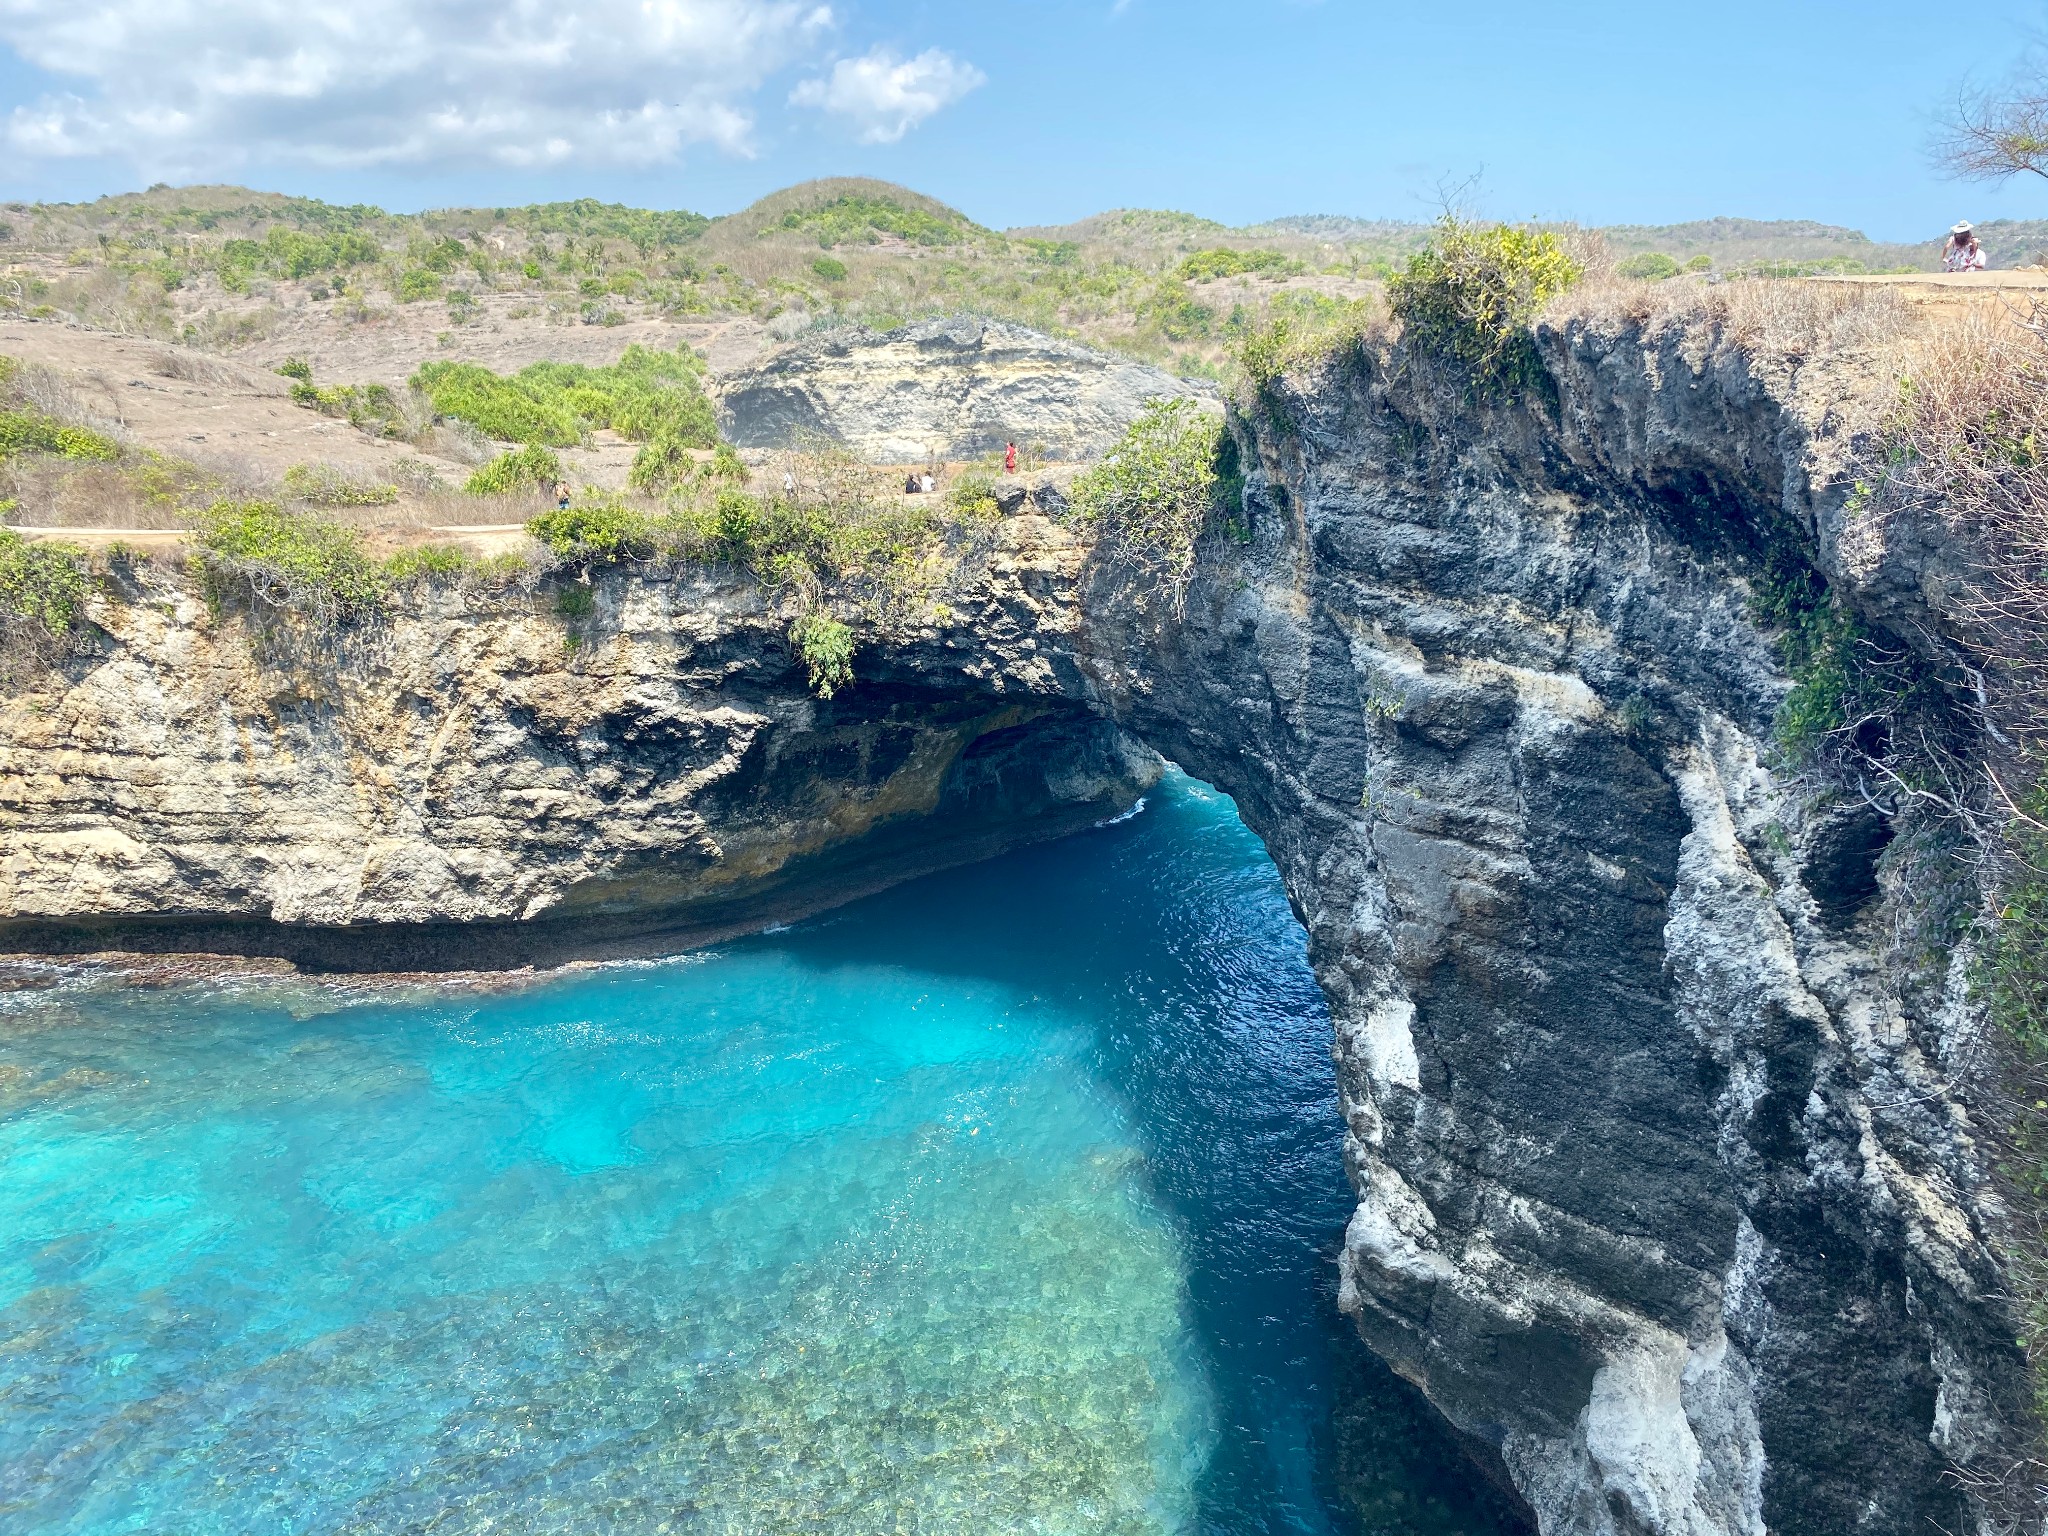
2;304;2035;1533
0;537;1157;969
1077;314;2031;1536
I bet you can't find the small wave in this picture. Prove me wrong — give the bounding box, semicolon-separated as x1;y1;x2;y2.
1094;796;1148;828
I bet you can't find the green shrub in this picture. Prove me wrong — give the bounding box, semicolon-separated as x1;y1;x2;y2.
789;608;854;697
283;367;410;436
1617;252;1681;281
1226;291;1378;398
51;424;121;462
0;528;90;679
627;432;704;493
1136;281;1215;342
946;472;1001;521
1746;539;1953;771
702;442;749;486
415;362;582;445
1177;248;1300;283
553;583;597;619
1069;398;1231;596
1685;254;1713;274
1386;218;1582;396
812;256;848;282
0;409;121;463
382;543;471;583
218;229;381;286
711;486;761;555
283;462;400;507
195;500;386;620
396;267;444;302
414;345;717;451
466;444;564;496
777;195;971;250
1232;316;1299;395
525;496;655;565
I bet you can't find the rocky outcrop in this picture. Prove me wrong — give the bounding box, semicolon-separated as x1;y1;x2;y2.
1076;311;2034;1535
0;531;1157;969
3;302;2037;1532
716;315;1212;463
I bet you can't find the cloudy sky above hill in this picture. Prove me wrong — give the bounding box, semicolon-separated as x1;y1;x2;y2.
0;0;2042;239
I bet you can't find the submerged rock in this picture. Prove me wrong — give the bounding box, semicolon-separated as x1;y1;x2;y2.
716;315;1213;463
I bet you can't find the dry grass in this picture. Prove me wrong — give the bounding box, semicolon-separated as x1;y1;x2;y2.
149;346;286;395
1556;273;1917;363
1849;300;2048;760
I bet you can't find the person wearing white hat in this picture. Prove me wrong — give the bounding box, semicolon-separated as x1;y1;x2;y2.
1944;222;1987;272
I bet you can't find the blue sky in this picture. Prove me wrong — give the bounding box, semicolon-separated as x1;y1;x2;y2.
1;0;2043;240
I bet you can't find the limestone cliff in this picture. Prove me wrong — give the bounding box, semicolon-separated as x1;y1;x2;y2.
716;314;1213;463
2;301;2037;1534
0;527;1158;969
1077;303;2034;1535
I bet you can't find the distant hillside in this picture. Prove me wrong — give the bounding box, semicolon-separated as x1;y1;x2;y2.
1247;214;1433;248
1975;220;2048;267
1596;217;1938;272
0;179;1995;377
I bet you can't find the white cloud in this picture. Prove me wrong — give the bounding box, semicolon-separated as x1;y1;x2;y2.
0;0;842;173
790;46;983;144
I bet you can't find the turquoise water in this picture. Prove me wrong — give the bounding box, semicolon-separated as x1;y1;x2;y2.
0;772;1523;1535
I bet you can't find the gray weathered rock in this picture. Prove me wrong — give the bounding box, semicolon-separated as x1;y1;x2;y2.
716;315;1214;463
1073;312;2033;1535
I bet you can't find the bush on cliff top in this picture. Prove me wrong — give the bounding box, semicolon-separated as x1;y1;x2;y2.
195;499;388;621
1386;218;1581;396
527;496;657;567
0;527;91;683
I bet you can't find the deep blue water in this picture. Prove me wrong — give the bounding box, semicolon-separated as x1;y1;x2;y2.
0;772;1523;1535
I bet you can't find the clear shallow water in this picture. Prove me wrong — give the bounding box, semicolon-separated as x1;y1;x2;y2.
0;772;1524;1536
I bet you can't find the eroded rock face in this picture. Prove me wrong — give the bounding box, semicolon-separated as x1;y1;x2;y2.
0;522;1157;969
716;315;1213;463
2;309;2036;1532
1076;317;2033;1534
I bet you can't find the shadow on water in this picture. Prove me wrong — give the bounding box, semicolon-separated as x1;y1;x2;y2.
748;771;1530;1536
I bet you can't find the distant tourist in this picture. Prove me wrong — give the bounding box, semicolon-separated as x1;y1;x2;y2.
555;486;571;512
783;469;796;496
1944;222;1987;272
921;472;935;495
1005;442;1018;474
905;472;921;494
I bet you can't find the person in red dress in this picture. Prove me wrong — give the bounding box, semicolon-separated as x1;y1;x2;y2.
1004;441;1017;474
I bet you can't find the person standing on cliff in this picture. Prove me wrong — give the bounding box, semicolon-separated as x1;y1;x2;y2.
1944;222;1988;272
1005;441;1018;475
